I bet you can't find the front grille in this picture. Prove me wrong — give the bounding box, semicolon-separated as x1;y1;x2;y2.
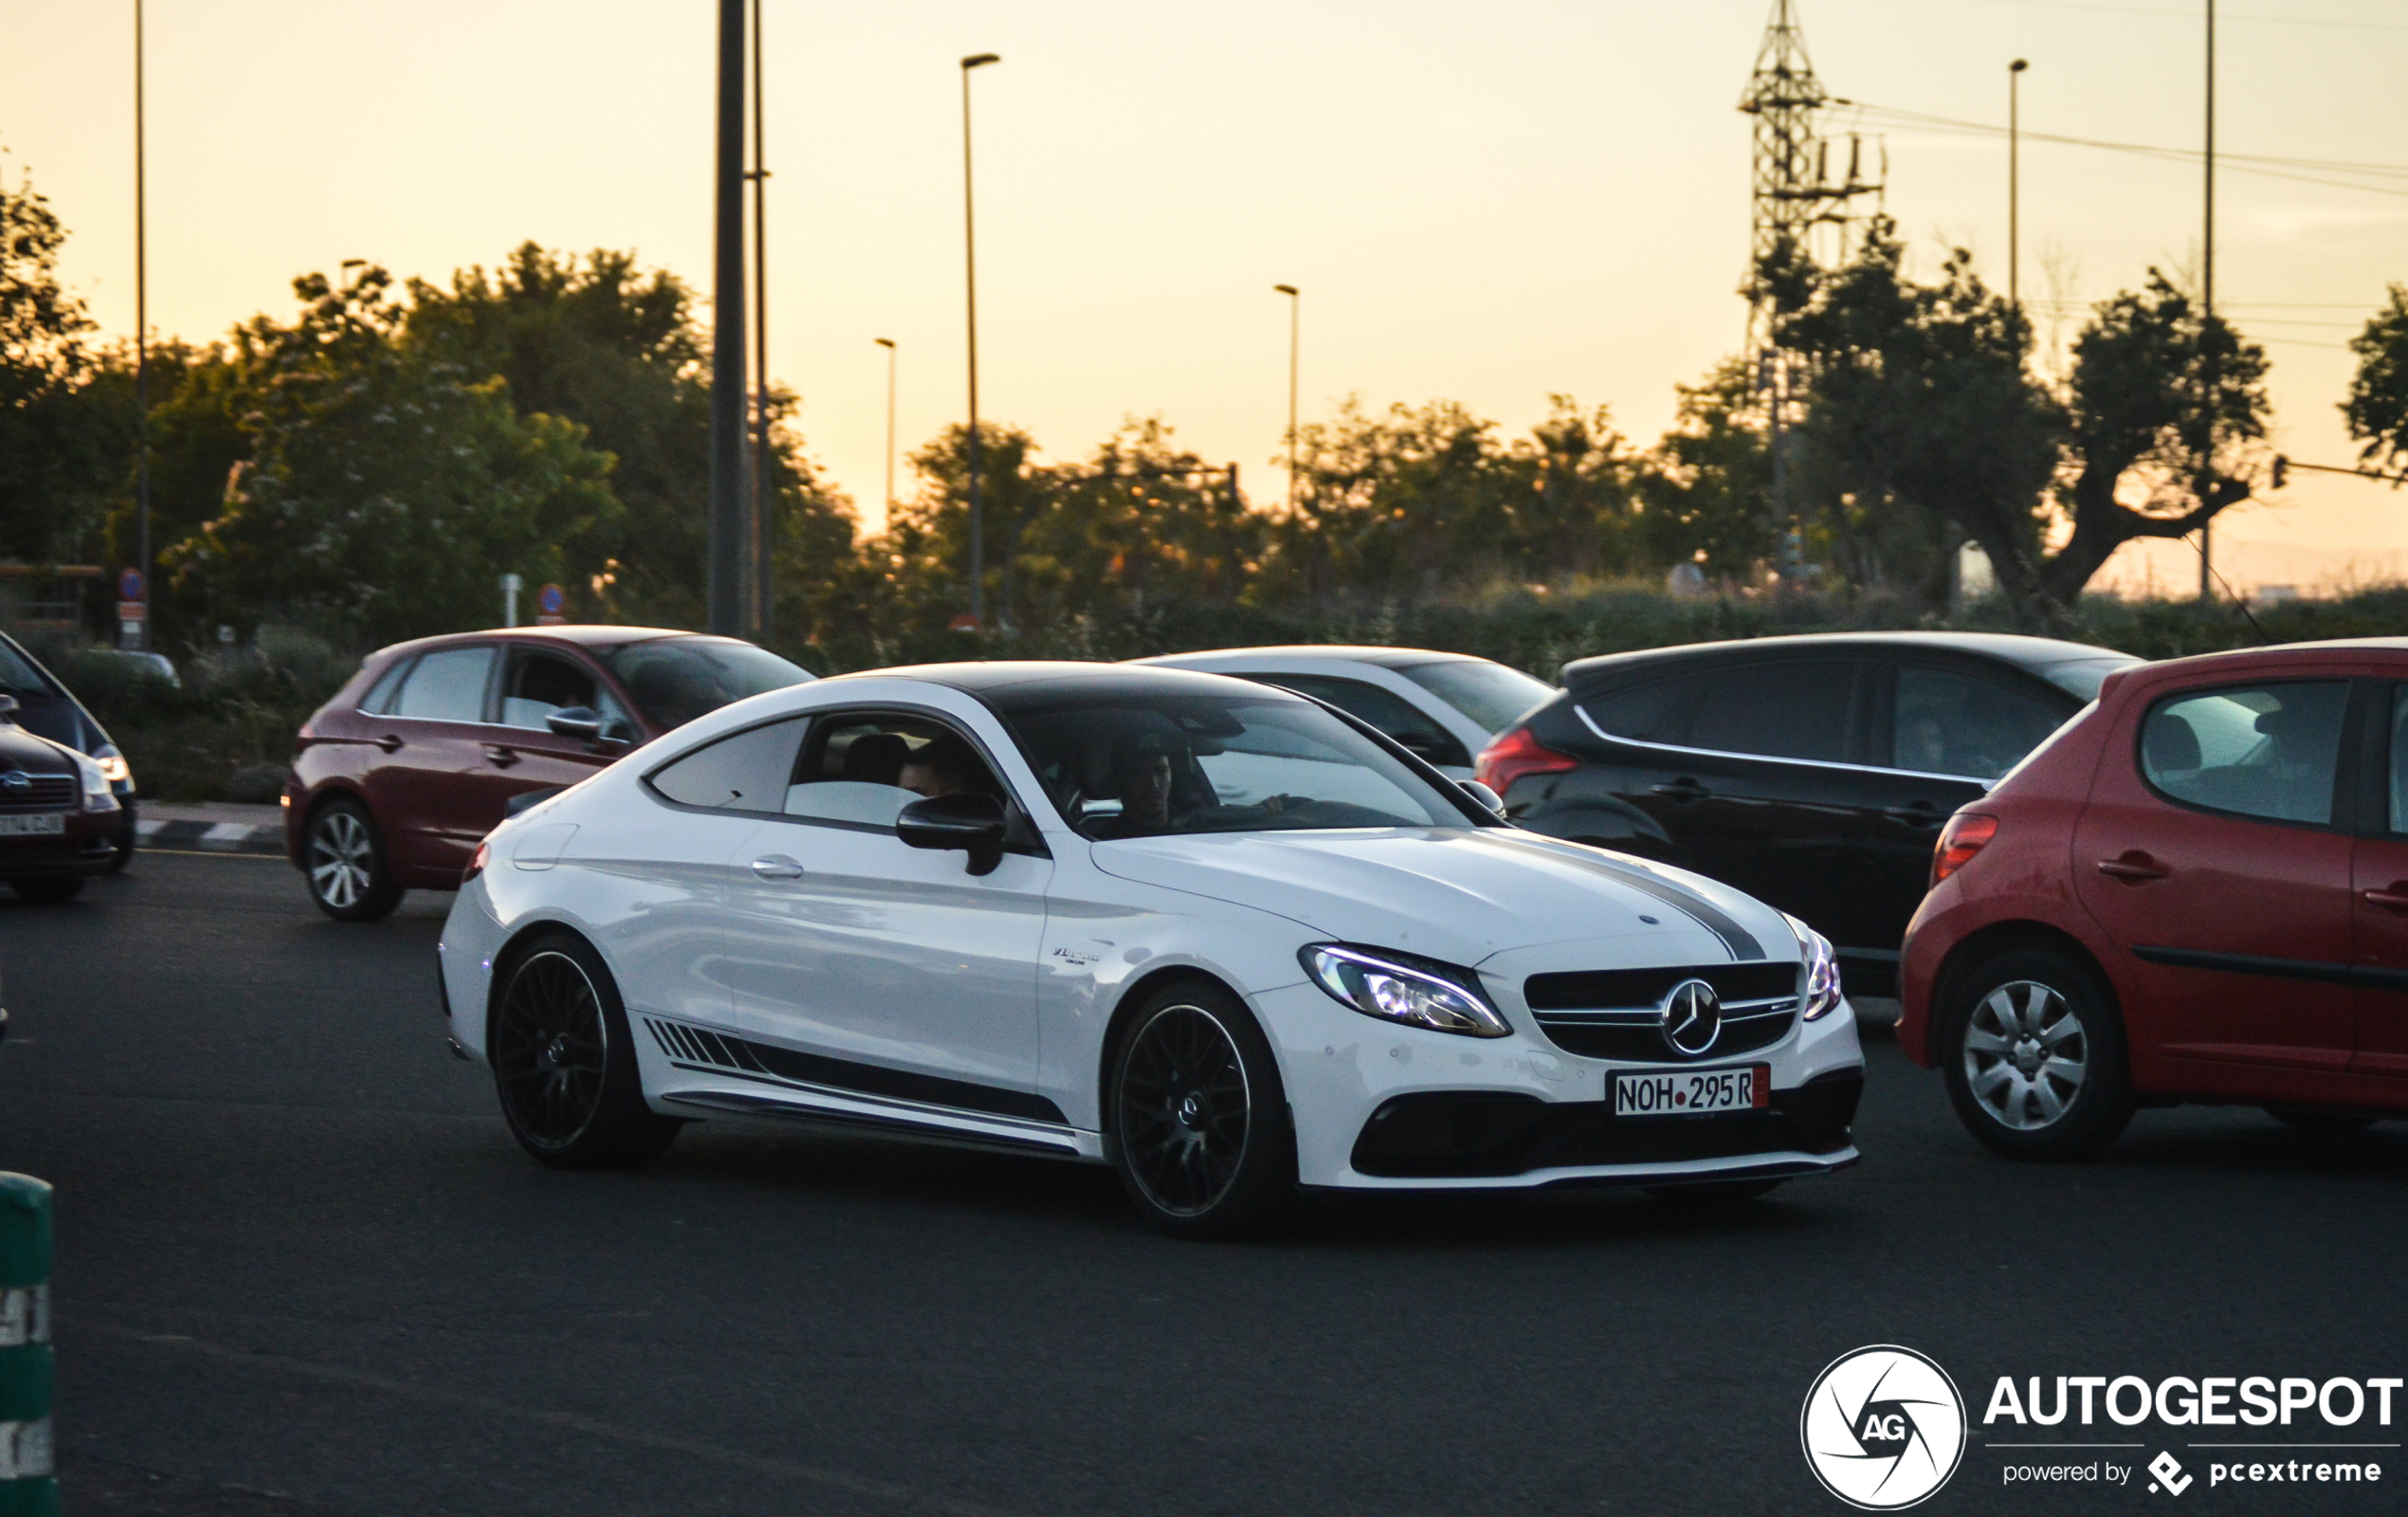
1525;961;1798;1062
1350;1069;1863;1179
0;773;77;812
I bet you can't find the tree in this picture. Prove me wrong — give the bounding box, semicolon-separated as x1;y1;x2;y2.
0;161;131;567
1634;359;1779;582
886;421;1054;628
2045;271;2271;601
1772;221;2065;620
2344;283;2408;479
163;268;618;645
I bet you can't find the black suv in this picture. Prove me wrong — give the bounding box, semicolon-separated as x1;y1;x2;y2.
1472;631;2138;995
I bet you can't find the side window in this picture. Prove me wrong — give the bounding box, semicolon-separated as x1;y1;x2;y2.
499;650;635;739
2391;686;2408;834
1261;675;1471;767
359;658;414;715
1579;674;1699;742
1685;662;1857;762
648;718;808;813
784;713;1004;829
391;647;495;722
2141;681;2349;826
1891;667;2071;780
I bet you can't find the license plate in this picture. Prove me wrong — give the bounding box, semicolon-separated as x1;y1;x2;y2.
1614;1063;1771;1117
0;813;64;836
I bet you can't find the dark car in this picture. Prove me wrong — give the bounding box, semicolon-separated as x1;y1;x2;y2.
1471;631;2139;995
0;631;140;868
1900;640;2408;1157
283;626;814;921
0;692;121;903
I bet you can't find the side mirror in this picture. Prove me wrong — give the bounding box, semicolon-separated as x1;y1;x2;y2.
0;694;16;720
546;706;603;740
897;792;1008;875
1458;778;1506;817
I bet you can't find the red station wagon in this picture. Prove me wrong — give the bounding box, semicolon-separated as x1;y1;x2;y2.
1901;641;2408;1158
284;627;812;921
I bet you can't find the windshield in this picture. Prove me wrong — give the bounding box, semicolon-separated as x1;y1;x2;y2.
0;640;61;698
600;638;812;730
1394;658;1554;734
2039;655;2142;702
992;689;1478;839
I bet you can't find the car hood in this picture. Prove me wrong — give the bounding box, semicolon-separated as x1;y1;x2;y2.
0;721;79;774
1085;826;1797;970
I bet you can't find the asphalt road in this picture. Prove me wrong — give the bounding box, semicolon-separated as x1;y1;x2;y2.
4;852;2404;1517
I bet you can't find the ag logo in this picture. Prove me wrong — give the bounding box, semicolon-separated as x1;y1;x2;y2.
1660;978;1722;1056
1800;1344;1966;1509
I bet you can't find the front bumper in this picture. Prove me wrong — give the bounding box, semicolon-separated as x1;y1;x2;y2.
0;811;120;879
1253;978;1866;1191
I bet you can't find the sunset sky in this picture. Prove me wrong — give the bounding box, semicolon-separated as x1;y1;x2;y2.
5;0;2402;594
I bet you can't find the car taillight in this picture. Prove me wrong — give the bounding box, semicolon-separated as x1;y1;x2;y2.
1931;813;1998;887
1473;726;1578;797
464;839;490;884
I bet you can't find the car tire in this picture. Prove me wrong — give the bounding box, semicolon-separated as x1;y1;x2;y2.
490;931;680;1170
302;798;402;922
1940;947;2133;1161
107;816;135;872
2265;1107;2378;1135
9;878;84;905
1107;978;1296;1239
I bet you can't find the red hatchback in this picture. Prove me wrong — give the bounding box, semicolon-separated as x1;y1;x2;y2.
1901;640;2408;1159
284;626;812;920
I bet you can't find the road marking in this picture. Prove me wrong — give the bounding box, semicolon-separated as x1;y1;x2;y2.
90;1323;1017;1517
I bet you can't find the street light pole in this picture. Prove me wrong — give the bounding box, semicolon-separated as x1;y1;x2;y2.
1273;284;1299;511
875;338;898;520
748;0;772;640
959;52;999;629
133;0;150;650
2199;0;2216;601
2008;59;2027;307
707;0;748;636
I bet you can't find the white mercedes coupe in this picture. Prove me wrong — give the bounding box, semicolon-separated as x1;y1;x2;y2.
438;662;1865;1236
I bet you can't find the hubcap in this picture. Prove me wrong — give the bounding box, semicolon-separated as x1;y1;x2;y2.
1962;979;2089;1131
307;811;374;909
1118;1005;1250;1216
494;951;610;1148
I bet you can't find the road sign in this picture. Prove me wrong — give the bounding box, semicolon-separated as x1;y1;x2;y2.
116;601;146;622
118;569;145;602
536;583;567;626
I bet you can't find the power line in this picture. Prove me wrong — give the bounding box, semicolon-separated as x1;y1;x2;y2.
1944;0;2408;34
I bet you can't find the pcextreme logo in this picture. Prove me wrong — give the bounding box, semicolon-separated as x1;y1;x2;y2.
1802;1345;1969;1510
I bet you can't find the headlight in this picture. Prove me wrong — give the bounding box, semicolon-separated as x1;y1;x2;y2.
1783;913;1842;1020
1300;944;1512;1038
95;744;133;786
77;755;119;812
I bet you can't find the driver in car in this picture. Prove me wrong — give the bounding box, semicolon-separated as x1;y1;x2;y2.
1092;733;1179;839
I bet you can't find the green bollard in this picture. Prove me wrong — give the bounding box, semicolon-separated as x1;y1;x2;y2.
0;1175;56;1517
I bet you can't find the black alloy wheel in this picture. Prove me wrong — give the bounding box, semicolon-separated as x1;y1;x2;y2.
302;798;402;922
1940;946;2133;1161
490;933;679;1169
8;878;83;905
1109;979;1294;1238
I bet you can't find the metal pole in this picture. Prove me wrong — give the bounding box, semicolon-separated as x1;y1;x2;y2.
2008;59;2027;307
960;54;998;629
875;339;897;519
749;0;772;640
134;0;150;651
707;0;748;635
1274;284;1299;510
2199;0;2216;602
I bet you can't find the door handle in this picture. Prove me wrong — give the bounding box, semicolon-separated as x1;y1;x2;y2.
2095;852;2170;883
1651;778;1710;802
374;734;404;753
750;855;805;881
484;745;520;768
2363;884;2408;911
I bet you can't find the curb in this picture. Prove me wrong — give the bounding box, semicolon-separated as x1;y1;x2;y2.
135;819;285;857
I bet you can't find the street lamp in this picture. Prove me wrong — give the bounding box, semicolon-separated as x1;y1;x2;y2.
1273;284;1299;511
2199;0;2217;602
2008;59;2027;307
875;338;898;520
749;0;773;639
132;0;150;651
960;51;1000;628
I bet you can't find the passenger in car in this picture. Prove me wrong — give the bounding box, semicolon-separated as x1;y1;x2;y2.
898;734;987;800
1092;735;1179;839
